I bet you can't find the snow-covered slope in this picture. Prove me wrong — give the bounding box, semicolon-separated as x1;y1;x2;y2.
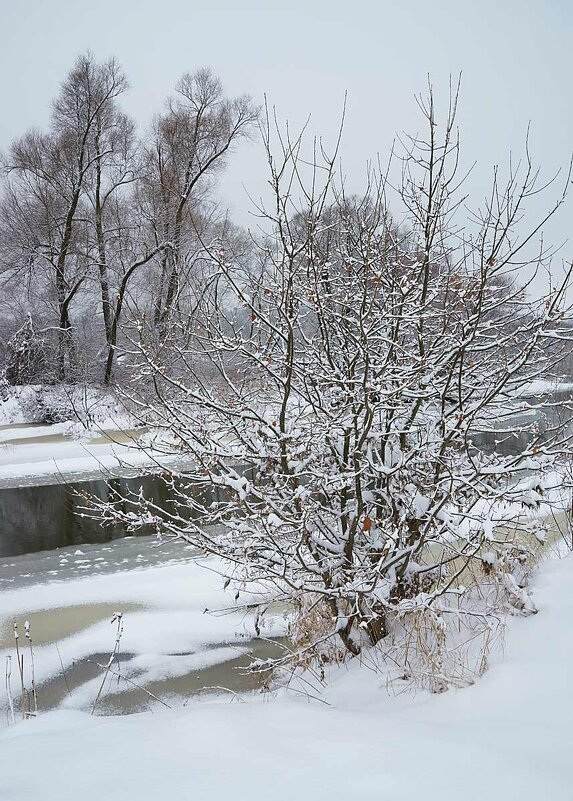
0;423;190;488
0;553;572;800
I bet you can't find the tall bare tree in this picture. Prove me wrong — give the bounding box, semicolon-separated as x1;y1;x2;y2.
87;105;138;348
2;53;127;379
139;68;258;330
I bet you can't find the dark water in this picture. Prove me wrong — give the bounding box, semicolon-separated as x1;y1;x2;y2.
0;474;227;558
472;428;535;457
0;475;157;557
473;394;573;456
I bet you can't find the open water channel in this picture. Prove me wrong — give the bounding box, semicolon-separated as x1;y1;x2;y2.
0;425;286;722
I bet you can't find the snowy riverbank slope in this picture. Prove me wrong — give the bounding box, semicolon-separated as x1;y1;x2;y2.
0;417;187;489
0;552;572;800
0;385;157;487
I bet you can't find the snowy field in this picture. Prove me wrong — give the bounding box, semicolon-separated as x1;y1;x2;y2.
0;549;571;800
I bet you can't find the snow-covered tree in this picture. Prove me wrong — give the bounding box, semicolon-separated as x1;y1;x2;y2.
92;87;573;670
0;58;258;386
1;54;128;381
137;68;259;332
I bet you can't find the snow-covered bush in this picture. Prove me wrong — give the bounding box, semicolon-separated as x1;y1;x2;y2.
91;87;573;683
5;316;52;385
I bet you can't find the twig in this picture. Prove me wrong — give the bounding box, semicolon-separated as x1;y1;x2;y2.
25;620;38;716
84;658;172;709
5;656;15;726
91;612;124;715
55;642;72;698
183;685;245;705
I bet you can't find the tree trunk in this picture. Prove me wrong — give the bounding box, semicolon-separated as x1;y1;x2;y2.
94;131;113;346
55;186;82;380
104;245;169;385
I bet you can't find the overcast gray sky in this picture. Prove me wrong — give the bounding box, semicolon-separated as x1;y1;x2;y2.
0;0;571;254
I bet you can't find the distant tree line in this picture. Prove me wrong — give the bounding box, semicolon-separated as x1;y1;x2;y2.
0;53;258;386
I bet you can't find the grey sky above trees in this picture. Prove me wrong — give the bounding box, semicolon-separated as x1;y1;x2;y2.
0;0;571;288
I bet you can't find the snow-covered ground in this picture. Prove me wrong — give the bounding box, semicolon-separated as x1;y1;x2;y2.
0;423;191;489
0;547;572;799
0;386;190;488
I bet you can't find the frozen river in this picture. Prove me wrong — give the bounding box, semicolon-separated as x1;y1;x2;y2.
0;424;287;722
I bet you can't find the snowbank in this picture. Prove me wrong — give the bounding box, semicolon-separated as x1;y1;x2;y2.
0;436;167;487
0;420;192;488
0;384;134;428
1;553;572;799
517;379;573;398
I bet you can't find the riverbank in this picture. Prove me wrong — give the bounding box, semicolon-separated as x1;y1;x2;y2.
0;419;192;489
1;550;572;800
0;385;154;488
